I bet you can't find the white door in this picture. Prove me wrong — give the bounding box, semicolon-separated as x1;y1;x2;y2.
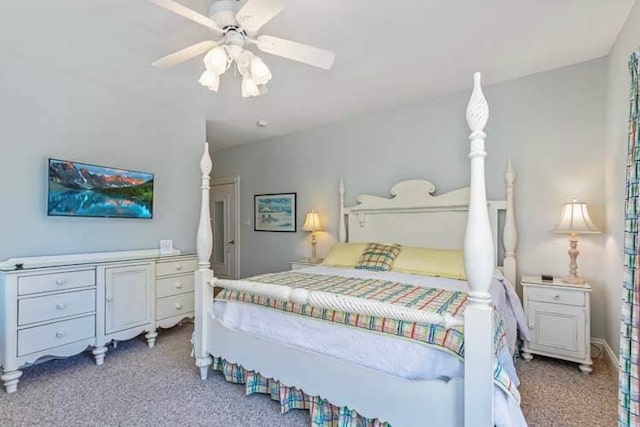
104;264;152;335
211;178;239;279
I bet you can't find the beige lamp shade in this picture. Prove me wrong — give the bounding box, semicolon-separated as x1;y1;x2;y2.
552;200;600;235
302;210;322;232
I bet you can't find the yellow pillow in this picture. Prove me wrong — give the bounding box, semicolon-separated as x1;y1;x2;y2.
391;247;466;280
322;242;367;268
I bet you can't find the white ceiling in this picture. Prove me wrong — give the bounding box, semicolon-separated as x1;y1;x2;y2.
0;1;633;149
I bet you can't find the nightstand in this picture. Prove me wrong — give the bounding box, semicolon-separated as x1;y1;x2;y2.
290;259;323;271
521;275;592;373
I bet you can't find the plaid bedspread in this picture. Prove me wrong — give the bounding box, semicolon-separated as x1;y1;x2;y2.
215;271;519;403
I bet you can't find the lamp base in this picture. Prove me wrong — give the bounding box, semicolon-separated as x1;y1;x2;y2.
307;257;322;264
561;275;586;285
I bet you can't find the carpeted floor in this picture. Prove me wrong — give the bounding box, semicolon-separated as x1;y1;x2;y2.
0;324;617;426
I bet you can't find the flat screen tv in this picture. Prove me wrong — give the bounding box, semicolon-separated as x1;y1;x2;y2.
47;159;154;219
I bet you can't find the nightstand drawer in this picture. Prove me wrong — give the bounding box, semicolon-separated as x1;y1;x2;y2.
18;269;95;295
290;260;322;271
527;286;585;306
156;259;197;277
17;315;95;356
156;274;194;298
18;289;96;326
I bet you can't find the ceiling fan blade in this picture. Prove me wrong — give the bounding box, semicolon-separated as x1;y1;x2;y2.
148;0;223;33
151;40;218;68
256;35;335;70
236;0;287;34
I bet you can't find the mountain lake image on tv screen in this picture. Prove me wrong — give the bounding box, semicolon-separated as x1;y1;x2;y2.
47;159;154;219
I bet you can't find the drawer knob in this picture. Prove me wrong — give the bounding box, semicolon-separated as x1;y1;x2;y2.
55;302;66;310
56;278;66;286
175;282;183;289
56;330;65;338
175;303;183;310
528;324;534;329
175;264;183;271
553;295;560;301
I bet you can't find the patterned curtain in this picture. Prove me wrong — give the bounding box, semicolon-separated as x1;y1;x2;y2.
621;51;640;426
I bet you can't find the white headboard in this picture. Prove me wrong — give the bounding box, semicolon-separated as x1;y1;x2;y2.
337;161;517;286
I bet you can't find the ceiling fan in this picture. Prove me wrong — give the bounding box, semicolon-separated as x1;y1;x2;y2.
149;0;336;98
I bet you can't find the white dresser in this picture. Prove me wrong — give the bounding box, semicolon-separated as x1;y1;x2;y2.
520;275;592;373
0;249;196;393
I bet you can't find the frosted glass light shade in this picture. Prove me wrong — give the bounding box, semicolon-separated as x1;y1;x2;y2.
251;56;272;85
203;47;229;75
241;77;260;98
552;200;600;234
302;210;322;232
198;70;219;92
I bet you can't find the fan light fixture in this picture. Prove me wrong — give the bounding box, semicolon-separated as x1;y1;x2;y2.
149;0;335;99
199;45;271;98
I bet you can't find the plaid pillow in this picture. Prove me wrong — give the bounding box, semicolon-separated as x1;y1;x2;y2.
355;243;402;272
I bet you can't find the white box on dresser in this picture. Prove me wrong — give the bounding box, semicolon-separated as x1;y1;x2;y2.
0;249;196;393
520;275;592;373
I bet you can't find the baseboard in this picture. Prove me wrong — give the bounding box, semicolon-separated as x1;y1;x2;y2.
591;338;619;377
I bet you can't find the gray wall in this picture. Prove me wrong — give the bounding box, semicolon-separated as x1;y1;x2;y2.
213;59;608;340
603;1;640;356
0;51;205;260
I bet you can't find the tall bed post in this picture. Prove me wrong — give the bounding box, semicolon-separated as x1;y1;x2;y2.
503;159;518;287
194;142;214;380
338;178;347;243
463;73;495;426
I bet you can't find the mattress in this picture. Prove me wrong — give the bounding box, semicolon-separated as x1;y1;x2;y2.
213;266;529;426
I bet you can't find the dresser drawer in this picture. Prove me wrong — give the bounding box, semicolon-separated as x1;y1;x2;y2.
18;289;96;326
18;270;95;295
156;259;197;277
527;286;585;307
156;274;194;298
156;293;194;320
17;315;95;356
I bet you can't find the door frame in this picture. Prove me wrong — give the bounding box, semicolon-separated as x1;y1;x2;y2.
212;176;241;279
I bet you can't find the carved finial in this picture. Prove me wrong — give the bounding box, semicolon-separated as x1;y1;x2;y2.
466;72;489;134
339;177;345;195
505;158;515;185
200;143;213;176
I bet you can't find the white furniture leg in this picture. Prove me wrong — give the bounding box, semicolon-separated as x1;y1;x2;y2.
145;330;158;348
196;356;213;380
521;351;533;362
92;346;108;365
1;369;22;393
579;362;593;374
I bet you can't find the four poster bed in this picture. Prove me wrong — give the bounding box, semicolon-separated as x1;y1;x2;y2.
192;74;526;426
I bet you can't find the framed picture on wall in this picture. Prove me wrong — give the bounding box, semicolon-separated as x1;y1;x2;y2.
254;193;297;232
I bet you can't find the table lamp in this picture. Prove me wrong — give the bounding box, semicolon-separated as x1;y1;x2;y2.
552;199;600;284
302;210;323;263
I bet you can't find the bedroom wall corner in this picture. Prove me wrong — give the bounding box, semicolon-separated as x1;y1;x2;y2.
0;51;206;260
